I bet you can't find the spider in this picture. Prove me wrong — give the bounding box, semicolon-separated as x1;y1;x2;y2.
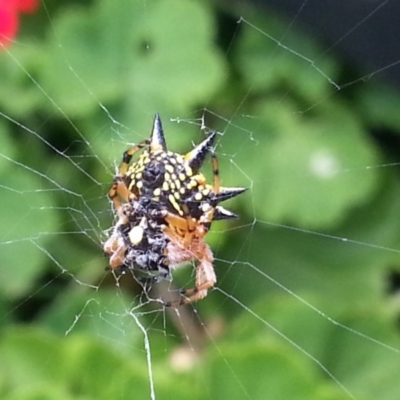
104;114;246;306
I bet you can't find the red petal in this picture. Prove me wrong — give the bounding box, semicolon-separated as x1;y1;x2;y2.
0;1;19;12
0;7;18;49
17;0;39;14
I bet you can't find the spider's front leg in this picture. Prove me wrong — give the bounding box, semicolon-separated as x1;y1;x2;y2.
103;216;128;271
108;139;149;215
108;179;132;218
164;240;216;307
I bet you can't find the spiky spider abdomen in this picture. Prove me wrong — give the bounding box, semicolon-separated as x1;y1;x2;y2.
104;114;246;306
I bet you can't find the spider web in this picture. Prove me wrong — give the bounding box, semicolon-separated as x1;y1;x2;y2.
1;1;400;399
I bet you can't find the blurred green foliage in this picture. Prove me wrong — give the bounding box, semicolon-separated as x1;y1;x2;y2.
1;0;400;399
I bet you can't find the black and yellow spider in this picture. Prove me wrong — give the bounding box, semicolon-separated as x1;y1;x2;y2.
104;114;246;306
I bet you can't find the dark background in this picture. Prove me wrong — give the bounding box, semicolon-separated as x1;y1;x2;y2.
261;0;400;89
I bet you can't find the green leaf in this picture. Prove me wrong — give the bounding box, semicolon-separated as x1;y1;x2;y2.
0;121;16;169
220;99;380;228
214;175;400;316
214;291;400;400
326;310;400;400
39;288;144;347
234;10;338;102
64;335;151;400
355;83;400;131
204;338;344;400
0;328;65;394
40;0;226;126
0;165;59;298
6;388;75;400
0;44;45;118
0;327;152;400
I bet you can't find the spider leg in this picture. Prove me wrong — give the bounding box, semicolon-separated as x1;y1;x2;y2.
108;140;149;214
104;225;127;271
162;211;209;247
107;245;127;270
108;179;132;216
119;140;149;176
162;210;188;229
210;148;220;195
164;241;216;307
